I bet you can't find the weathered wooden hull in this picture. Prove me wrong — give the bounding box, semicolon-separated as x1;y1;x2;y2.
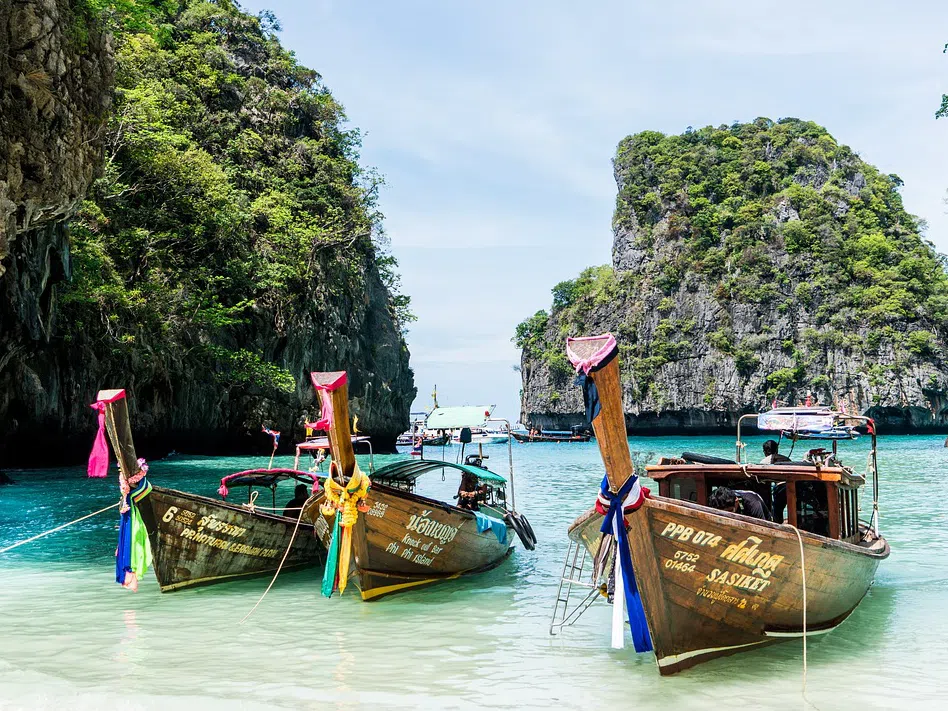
309;484;513;600
138;486;324;592
569;495;889;674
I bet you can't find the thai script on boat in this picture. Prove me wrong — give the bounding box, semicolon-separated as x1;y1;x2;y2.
405;510;459;545
717;536;784;578
659;521;722;548
161;506;247;538
195;514;248;538
696;586;747;608
365;502;388;519
180;527;278;558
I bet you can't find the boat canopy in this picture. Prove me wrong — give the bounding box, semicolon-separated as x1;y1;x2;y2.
756;407;859;440
372;459;507;485
426;405;495;430
218;468;318;500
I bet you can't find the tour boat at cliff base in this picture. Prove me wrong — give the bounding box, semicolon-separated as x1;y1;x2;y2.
302;372;536;600
91;389;324;592
556;334;889;675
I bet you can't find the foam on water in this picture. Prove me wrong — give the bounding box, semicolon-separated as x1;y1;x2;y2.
1;436;945;709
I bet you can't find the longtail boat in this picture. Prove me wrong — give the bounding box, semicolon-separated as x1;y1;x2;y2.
558;334;889;675
303;372;536;600
511;429;591;443
93;389;324;592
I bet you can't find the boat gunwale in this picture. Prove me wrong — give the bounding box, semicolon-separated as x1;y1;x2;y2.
568;494;889;559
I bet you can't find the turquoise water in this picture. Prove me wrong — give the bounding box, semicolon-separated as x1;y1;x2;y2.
1;435;945;710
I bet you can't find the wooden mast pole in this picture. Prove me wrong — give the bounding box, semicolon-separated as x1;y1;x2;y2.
567;335;631;493
97;389;140;482
310;371;356;479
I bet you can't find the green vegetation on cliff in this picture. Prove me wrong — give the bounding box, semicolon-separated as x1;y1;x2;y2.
518;118;948;419
64;0;412;392
609;119;948;331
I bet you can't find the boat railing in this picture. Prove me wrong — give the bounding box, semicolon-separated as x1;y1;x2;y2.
485;417;515;511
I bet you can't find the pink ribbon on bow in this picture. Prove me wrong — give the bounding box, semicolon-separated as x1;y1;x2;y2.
86;389;128;479
310;372;347;431
88;402;109;478
566;334;618;374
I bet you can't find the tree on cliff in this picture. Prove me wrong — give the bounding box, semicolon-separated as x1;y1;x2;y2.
63;0;413;396
517;118;948;431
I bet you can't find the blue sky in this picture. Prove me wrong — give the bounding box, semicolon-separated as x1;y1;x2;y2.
243;0;948;422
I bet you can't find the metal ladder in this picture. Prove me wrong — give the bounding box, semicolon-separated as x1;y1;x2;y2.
549;538;603;635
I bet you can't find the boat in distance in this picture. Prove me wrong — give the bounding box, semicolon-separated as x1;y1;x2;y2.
560;334;889;675
94;389;324;592
512;427;591;443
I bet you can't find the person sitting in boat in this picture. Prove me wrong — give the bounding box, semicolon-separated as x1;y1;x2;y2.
283;483;310;518
708;487;769;520
760;439;791;464
456;471;488;511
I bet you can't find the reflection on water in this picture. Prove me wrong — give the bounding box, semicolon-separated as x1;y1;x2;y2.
1;436;945;709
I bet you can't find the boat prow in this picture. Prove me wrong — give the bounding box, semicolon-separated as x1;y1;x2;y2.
555;332;890;675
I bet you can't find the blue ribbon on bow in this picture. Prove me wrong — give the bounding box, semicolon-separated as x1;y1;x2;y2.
599;474;653;653
574;373;601;426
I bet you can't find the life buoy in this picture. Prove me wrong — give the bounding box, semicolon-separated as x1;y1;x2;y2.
505;510;537;550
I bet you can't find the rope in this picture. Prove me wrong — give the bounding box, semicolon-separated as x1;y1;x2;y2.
238;496;311;625
0;502;120;554
789;524;820;711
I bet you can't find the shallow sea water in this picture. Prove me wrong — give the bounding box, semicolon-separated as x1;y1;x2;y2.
1;435;946;710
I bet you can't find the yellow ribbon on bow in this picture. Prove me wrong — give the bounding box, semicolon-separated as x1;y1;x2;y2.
320;462;371;594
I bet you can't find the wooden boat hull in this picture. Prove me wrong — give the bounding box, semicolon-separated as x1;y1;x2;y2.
309;484;513;600
138;486;324;592
569;495;889;674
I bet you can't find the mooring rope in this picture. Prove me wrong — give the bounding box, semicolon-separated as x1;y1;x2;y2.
789;524;820;711
0;502;120;554
238;497;312;625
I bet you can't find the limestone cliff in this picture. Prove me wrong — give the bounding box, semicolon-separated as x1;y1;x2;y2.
518;118;948;433
0;0;414;465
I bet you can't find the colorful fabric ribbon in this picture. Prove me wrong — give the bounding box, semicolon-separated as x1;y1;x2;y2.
566;333;618;374
575;372;601;426
598;474;653;653
115;463;153;591
310;372;347;431
88;401;109;478
320;462;371;597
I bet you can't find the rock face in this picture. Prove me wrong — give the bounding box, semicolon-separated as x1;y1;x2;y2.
1;0;113;464
0;0;113;267
519;118;948;434
0;1;415;466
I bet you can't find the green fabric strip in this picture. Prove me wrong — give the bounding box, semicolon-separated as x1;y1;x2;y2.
321;512;341;598
129;504;153;578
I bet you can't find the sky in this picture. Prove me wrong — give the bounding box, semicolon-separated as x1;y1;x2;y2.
242;0;948;422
